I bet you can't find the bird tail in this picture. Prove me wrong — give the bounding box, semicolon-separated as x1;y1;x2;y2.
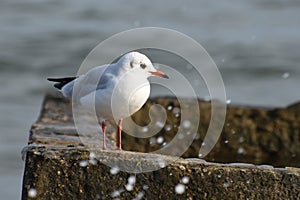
47;77;77;90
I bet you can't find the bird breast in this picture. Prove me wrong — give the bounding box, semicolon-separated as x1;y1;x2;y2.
111;78;150;119
127;82;150;115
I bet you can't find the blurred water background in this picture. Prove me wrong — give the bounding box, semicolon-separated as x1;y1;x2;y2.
1;0;300;199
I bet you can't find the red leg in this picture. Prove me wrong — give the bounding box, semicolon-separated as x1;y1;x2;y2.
101;121;107;150
117;119;122;150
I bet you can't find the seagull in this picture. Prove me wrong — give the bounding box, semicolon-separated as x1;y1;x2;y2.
48;52;169;150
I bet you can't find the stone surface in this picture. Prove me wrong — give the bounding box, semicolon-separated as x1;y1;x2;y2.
126;97;300;167
23;147;300;200
22;94;300;199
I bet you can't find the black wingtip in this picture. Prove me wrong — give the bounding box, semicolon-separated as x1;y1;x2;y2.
47;77;76;82
47;77;77;90
47;78;58;82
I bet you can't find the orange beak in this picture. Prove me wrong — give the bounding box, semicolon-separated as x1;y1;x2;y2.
149;70;169;79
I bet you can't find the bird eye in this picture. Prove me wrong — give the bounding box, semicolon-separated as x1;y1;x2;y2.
140;63;146;69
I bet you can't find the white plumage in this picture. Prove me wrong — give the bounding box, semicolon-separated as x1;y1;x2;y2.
48;52;168;150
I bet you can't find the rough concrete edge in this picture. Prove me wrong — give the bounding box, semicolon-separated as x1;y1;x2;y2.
22;145;300;174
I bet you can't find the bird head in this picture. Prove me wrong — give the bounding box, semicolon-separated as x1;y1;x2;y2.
119;52;169;79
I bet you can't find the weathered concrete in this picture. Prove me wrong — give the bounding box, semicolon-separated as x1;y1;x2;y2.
23;147;300;200
22;94;300;199
127;97;300;167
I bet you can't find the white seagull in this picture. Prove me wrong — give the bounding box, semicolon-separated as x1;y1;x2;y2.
48;52;168;150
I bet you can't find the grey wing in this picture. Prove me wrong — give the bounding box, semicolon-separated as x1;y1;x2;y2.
61;64;114;99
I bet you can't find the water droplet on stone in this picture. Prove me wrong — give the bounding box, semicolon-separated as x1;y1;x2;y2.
167;105;173;110
125;184;134;191
223;182;230;188
128;175;136;185
155;121;164;128
175;183;185;194
141;126;149;132
165;124;172;131
182;176;190;184
89;159;97;165
143;185;149;190
157;158;166;168
157;136;164;144
110;166;120;175
237;147;245;154
182;120;191;129
133;191;145;200
79;160;88;167
111;189;123;197
28;188;37;198
89;152;96;160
